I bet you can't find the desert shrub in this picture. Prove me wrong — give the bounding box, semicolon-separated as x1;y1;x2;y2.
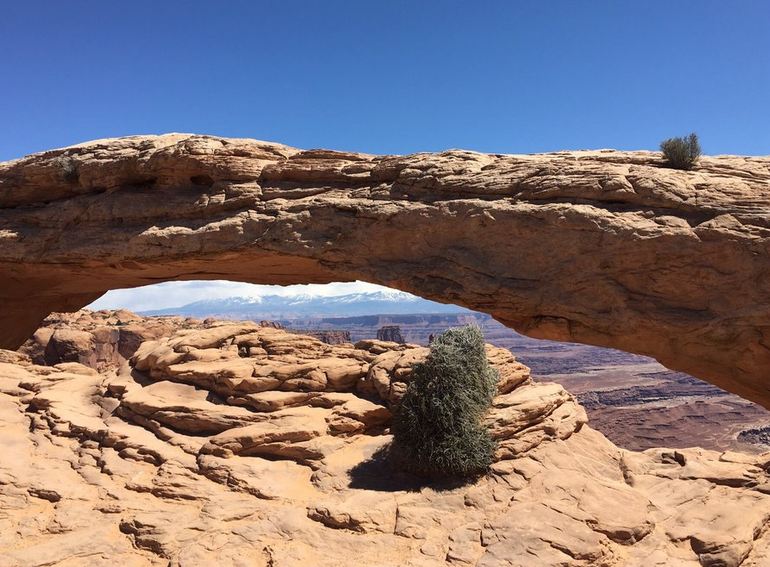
391;325;498;478
660;132;701;170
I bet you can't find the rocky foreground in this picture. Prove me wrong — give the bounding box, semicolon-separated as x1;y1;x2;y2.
2;312;770;566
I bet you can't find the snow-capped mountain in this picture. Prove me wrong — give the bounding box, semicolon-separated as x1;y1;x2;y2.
140;291;468;319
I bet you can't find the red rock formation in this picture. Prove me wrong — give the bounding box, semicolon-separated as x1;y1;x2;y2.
19;310;200;371
290;329;351;345
2;315;770;565
376;325;405;344
1;135;770;408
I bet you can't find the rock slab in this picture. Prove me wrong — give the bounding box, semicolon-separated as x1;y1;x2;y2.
2;314;770;565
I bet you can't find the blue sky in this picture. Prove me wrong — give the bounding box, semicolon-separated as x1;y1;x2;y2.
3;1;768;161
3;1;768;309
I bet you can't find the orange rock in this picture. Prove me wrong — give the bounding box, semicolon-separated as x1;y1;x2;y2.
2;135;770;409
1;314;770;565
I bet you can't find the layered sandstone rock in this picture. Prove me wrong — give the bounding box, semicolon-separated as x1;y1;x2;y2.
291;329;352;345
18;310;202;370
1;135;770;407
1;316;770;566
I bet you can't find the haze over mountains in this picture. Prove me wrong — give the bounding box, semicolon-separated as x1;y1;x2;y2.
141;291;469;319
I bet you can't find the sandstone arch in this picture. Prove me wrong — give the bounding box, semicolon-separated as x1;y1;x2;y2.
1;134;769;406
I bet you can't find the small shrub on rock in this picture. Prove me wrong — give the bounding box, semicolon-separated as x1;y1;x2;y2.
660;132;701;170
391;325;498;479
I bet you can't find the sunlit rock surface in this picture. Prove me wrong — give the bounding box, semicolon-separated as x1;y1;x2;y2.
1;313;770;566
2;134;770;407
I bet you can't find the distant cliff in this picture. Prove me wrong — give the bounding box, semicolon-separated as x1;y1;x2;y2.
291;328;351;345
376;325;405;344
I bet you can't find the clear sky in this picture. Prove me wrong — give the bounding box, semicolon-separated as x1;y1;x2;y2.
2;1;768;161
3;1;769;308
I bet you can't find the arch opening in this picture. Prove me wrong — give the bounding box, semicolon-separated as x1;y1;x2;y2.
17;278;768;455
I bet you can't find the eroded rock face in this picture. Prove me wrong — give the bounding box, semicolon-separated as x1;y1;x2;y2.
1;135;770;406
19;310;201;371
377;325;405;344
291;329;352;344
2;316;770;566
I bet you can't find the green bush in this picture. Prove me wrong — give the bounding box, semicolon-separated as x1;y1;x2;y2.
391;325;498;479
660;132;701;170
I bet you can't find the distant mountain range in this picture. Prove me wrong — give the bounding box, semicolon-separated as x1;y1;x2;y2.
140;291;469;319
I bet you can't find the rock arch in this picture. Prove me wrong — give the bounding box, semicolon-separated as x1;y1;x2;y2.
1;134;769;406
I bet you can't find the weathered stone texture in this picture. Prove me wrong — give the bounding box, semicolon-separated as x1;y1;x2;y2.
1;134;769;407
2;314;770;566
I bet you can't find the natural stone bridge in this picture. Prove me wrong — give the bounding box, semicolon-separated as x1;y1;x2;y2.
1;134;769;406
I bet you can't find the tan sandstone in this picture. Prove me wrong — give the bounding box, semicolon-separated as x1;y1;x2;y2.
1;314;770;565
1;135;769;407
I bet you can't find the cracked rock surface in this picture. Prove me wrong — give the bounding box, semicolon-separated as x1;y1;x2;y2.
2;312;770;566
1;135;770;407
